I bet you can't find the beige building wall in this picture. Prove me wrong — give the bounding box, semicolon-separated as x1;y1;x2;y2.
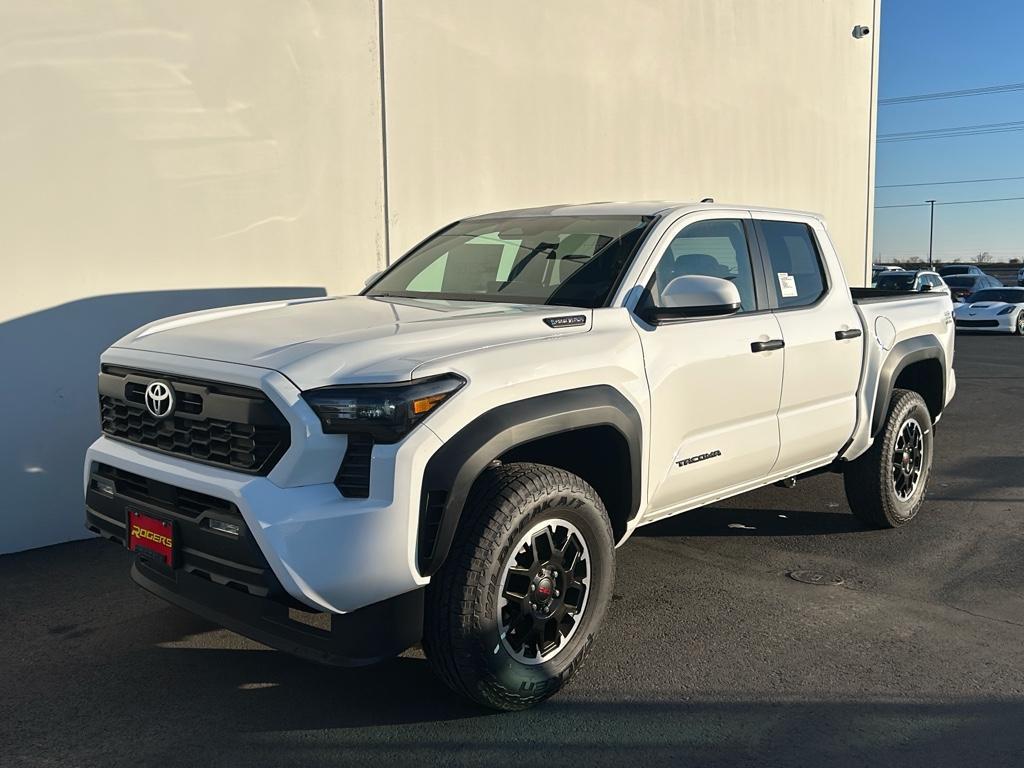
1;0;879;553
384;0;880;284
1;0;386;553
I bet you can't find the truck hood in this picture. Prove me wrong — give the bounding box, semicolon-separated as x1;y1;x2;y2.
113;295;591;388
954;301;1019;317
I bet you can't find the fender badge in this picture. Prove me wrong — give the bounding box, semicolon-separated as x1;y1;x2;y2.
676;449;722;467
543;314;587;328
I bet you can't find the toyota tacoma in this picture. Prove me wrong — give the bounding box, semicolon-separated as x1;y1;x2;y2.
85;202;956;710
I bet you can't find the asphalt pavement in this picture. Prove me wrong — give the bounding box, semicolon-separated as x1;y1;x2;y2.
2;334;1022;767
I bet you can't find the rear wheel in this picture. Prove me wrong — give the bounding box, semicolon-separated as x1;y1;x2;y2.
843;389;933;528
423;462;614;710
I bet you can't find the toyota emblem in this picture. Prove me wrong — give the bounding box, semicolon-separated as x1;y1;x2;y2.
144;381;175;419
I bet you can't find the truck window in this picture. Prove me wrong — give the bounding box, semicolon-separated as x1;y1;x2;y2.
368;215;652;308
650;219;757;312
758;221;827;309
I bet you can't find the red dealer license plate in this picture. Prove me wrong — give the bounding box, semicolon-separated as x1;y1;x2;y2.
128;510;174;568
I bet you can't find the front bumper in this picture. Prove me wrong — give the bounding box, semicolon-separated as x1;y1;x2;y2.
129;558;423;666
954;316;1015;332
86;426;439;614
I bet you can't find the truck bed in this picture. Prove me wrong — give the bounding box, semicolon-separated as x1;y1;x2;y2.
850;287;940;304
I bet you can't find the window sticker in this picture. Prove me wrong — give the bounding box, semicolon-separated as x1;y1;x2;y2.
777;272;798;298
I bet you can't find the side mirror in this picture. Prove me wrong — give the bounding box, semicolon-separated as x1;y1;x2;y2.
638;275;741;325
364;271;382;288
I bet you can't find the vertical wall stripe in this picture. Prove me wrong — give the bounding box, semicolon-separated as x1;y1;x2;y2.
863;0;881;286
378;0;391;266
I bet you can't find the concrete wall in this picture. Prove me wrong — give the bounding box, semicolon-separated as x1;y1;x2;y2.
1;0;384;553
383;0;880;281
1;0;879;553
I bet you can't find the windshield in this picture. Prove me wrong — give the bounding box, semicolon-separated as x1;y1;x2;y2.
943;276;978;288
875;273;916;290
938;265;971;276
365;215;653;308
967;289;1024;303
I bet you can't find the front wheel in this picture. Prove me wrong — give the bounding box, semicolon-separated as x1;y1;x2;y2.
1015;310;1024;335
843;388;934;528
423;462;615;711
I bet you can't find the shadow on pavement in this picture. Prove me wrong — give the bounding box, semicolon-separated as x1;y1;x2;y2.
634;505;866;538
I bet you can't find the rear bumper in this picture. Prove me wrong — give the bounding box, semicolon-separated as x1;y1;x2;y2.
129;558;423;666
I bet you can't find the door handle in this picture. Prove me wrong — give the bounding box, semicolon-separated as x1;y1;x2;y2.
750;339;785;353
834;328;863;340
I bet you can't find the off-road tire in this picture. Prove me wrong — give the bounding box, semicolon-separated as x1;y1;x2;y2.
423;462;615;711
844;388;933;528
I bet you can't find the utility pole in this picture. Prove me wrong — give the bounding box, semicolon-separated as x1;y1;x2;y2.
926;200;936;269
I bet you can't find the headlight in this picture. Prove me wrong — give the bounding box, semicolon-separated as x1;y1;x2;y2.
302;374;465;443
997;306;1014;315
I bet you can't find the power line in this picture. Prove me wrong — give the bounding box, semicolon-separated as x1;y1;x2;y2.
875;195;1024;209
880;119;1024;137
876;174;1024;188
878;119;1024;143
879;81;1024;105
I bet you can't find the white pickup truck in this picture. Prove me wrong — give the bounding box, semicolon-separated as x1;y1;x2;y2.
85;202;955;710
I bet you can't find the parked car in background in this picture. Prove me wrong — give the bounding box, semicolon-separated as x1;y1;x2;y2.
953;287;1024;334
943;274;1003;302
874;270;950;298
938;264;986;278
871;264;902;283
1017;265;1024;286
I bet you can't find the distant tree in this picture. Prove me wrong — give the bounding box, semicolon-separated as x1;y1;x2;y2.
1009;257;1021;265
976;251;993;264
905;256;922;264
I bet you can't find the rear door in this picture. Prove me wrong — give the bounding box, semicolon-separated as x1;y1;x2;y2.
754;216;864;474
635;212;785;517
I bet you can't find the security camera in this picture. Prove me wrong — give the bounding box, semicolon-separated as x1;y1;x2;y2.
853;25;870;39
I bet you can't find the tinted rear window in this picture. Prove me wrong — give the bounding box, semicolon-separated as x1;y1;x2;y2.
875;274;915;290
943;276;978;287
758;221;827;308
968;289;1024;303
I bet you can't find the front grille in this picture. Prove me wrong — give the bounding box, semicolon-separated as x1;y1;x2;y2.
98;365;290;475
95;463;237;520
86;462;287;601
335;433;373;498
955;319;998;328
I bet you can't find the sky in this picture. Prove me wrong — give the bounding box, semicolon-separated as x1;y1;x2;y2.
874;0;1024;263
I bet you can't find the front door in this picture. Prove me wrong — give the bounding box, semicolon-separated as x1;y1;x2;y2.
635;213;785;519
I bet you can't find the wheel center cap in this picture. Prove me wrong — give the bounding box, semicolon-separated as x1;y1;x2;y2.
535;577;555;604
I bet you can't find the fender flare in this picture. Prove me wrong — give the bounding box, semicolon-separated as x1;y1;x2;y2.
417;385;643;577
871;334;946;436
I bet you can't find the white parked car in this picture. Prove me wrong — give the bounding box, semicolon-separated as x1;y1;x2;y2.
84;202;956;710
873;269;950;298
953;287;1024;334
